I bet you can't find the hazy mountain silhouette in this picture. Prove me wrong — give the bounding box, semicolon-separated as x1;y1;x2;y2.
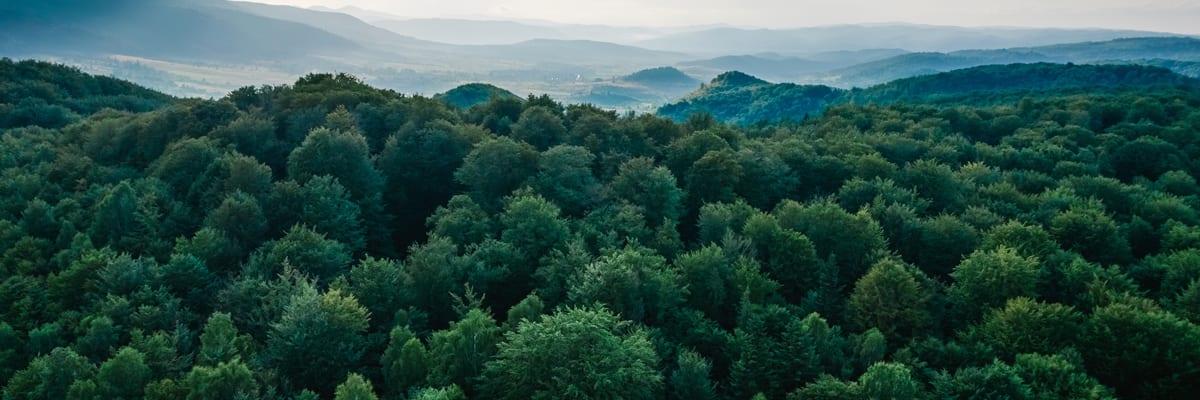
0;0;357;62
638;23;1182;55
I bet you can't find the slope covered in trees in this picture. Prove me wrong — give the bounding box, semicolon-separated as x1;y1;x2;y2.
661;63;1200;124
658;71;845;124
822;37;1200;87
3;59;1200;400
435;83;520;109
0;59;173;129
853;62;1200;104
620;67;701;91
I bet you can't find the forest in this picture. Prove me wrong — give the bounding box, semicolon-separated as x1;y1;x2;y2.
2;57;1200;400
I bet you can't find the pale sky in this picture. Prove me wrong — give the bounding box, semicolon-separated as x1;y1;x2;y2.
244;0;1200;34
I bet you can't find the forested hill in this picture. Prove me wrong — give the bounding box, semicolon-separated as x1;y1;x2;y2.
821;37;1200;87
657;71;846;124
660;63;1200;124
434;83;520;109
621;67;701;91
4;59;1200;400
852;62;1200;104
0;59;174;129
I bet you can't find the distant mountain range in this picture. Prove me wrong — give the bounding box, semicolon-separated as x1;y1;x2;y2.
659;63;1200;124
678;49;909;82
0;0;360;63
636;24;1184;55
4;0;1199;106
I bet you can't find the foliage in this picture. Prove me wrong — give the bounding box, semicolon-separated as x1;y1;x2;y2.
480;307;662;400
3;61;1200;400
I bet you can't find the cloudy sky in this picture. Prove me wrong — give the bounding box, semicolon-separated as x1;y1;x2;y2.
245;0;1200;34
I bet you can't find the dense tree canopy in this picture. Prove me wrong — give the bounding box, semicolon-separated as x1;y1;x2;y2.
3;58;1200;399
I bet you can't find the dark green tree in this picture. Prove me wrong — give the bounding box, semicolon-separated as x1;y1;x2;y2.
246;224;351;283
196;312;249;366
426;309;500;394
1013;353;1114;400
669;349;716;400
454;137;539;209
381;329;429;395
609;157;685;226
334;373;378;400
3;347;96;400
480;307;662;400
948;247;1041;320
969;297;1083;359
181;360;258;400
848;259;934;340
530;145;601;216
95;347;151;400
567;245;684;324
267;285;369;395
511;107;567;150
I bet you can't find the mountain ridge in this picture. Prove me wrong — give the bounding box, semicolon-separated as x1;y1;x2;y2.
659;62;1200;124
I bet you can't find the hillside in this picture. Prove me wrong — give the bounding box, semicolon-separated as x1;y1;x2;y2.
660;63;1200;124
0;0;359;63
823;37;1200;87
0;58;174;128
364;17;677;46
853;62;1200;104
825;50;1050;88
1127;59;1200;78
622;67;700;89
658;71;845;124
228;1;442;52
436;83;521;108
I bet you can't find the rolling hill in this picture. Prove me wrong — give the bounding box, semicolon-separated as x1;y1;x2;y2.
436;83;521;109
824;50;1050;87
657;71;845;124
0;58;174;128
851;62;1200;104
360;16;686;46
621;67;701;92
228;1;443;52
821;37;1200;87
659;63;1200;124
